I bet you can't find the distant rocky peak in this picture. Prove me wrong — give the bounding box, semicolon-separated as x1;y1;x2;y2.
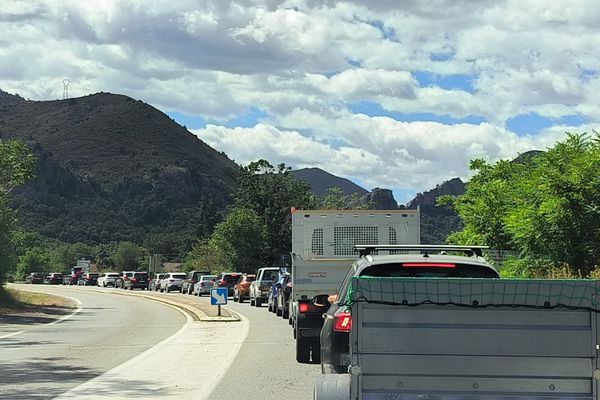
359;187;398;210
406;177;465;209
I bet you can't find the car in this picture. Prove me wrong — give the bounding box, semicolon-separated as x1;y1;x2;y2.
97;272;120;287
182;270;211;295
193;275;218;296
233;274;255;302
149;273;167;291
44;272;63;285
78;272;99;286
122;271;149;290
114;271;135;289
64;266;84;286
276;274;293;319
160;272;187;293
268;271;290;314
318;245;500;373
26;272;44;284
249;267;279;307
214;272;242;297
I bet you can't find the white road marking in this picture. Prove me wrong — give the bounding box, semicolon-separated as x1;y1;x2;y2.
0;331;25;340
54;304;249;400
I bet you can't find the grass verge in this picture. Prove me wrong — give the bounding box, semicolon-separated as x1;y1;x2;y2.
0;287;76;314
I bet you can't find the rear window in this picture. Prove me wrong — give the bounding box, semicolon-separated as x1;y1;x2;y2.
262;270;278;281
107;273;120;277
360;262;499;279
224;274;240;283
173;274;187;279
89;273;99;277
134;273;148;280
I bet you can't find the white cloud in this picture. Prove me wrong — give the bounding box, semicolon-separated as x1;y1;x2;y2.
1;0;599;196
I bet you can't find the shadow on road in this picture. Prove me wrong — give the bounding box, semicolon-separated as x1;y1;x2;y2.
0;306;75;325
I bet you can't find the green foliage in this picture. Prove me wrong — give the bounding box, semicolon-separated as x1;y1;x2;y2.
113;241;145;270
16;247;50;280
0;139;35;286
445;133;600;276
233;159;317;264
182;238;233;274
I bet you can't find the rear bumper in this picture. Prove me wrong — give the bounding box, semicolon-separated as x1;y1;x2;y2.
297;312;324;337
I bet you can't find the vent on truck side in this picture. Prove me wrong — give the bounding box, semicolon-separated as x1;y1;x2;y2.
334;226;378;256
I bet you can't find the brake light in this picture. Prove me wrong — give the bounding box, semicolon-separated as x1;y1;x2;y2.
130;278;137;283
200;282;205;287
299;303;309;313
333;311;352;333
220;279;226;286
402;263;456;268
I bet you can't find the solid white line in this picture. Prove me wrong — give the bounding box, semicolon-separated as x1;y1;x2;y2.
0;331;26;340
0;291;83;340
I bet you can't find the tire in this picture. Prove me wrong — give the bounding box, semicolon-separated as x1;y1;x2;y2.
311;338;321;364
160;288;164;293
276;302;283;317
250;292;255;306
255;298;262;307
313;374;350;400
296;336;311;363
167;287;171;293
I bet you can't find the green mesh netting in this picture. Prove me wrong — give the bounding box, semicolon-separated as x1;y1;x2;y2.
344;277;600;311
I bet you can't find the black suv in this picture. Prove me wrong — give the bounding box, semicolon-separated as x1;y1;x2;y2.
319;245;500;374
123;272;149;290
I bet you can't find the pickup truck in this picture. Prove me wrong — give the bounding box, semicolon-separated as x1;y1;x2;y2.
314;256;600;399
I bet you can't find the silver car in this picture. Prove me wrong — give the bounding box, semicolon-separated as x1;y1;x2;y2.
160;272;187;293
193;275;218;296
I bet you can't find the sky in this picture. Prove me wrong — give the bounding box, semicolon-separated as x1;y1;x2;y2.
1;1;598;203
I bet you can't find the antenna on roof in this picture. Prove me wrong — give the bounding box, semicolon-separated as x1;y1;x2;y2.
62;79;71;99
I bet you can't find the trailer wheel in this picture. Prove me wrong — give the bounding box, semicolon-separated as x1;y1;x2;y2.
314;374;350;400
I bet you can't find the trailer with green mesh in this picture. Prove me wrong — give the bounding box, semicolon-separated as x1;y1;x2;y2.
314;276;600;400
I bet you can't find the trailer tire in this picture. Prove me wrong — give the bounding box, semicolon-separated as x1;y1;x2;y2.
314;374;350;400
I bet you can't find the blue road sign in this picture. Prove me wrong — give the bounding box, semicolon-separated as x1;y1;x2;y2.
210;287;228;305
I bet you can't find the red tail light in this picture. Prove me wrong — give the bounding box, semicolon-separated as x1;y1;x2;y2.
402;263;456;268
333;311;352;333
220;279;226;286
130;278;137;283
200;282;205;287
299;303;309;313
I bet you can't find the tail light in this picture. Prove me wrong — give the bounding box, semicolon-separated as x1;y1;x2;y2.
333;311;352;333
200;282;205;287
130;278;137;283
220;279;226;286
298;303;309;313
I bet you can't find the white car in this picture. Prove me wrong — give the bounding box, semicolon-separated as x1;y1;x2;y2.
97;272;121;287
193;275;218;296
249;267;279;307
160;272;188;293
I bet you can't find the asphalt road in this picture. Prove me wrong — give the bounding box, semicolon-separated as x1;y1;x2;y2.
205;296;320;400
0;285;186;400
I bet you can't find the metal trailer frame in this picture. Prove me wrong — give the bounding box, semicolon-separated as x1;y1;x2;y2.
315;277;600;400
290;210;420;364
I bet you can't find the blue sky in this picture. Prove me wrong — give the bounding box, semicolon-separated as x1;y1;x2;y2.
3;1;596;203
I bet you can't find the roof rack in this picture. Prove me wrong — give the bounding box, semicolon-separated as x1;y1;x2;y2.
354;244;489;258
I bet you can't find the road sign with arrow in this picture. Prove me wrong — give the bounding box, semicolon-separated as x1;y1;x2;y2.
210;287;228;305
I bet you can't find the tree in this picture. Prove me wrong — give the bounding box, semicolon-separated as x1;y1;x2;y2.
443;133;600;276
0;139;34;285
233;160;317;264
183;238;234;273
15;247;50;280
113;241;144;270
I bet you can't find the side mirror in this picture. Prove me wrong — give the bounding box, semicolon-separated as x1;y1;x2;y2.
311;294;331;307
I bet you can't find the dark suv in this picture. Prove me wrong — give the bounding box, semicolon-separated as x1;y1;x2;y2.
319;245;500;373
123;272;149;290
78;273;99;286
26;272;44;284
182;270;211;295
215;272;242;296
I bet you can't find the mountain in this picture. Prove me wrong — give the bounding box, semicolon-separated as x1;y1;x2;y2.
0;90;238;253
405;178;466;244
291;167;368;197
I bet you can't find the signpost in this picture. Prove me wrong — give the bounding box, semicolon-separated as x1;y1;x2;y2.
210;287;228;316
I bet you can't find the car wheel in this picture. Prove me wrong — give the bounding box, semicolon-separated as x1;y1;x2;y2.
250;293;255;306
160;288;164;293
255;298;262;307
276;303;283;316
